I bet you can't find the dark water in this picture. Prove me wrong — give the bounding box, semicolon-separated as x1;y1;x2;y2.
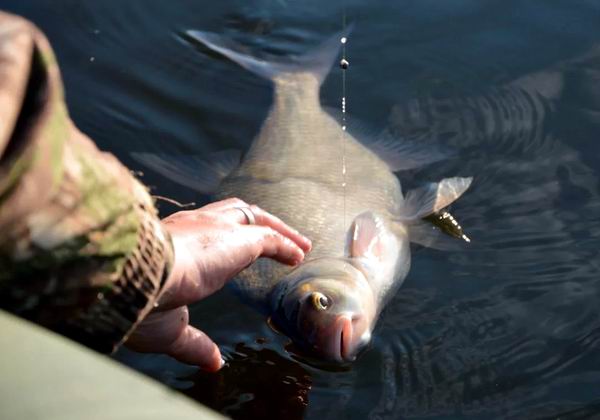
4;0;600;418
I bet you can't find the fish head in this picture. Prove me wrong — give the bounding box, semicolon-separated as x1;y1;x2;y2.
271;259;377;362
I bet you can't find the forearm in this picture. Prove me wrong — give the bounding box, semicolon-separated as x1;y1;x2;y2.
0;11;172;353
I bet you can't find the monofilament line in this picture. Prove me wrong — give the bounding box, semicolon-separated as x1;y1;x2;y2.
340;12;348;254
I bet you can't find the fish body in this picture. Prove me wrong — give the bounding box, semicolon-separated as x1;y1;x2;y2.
217;70;412;359
218;73;406;307
136;29;472;362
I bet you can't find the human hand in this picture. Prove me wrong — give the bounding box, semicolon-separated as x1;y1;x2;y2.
125;198;312;371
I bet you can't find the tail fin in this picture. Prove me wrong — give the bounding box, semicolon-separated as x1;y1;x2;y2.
186;26;352;84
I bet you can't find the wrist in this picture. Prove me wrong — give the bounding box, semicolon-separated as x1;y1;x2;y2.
154;230;199;310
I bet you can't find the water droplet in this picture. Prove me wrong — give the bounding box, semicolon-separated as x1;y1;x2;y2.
90;57;95;62
341;37;347;44
340;58;349;69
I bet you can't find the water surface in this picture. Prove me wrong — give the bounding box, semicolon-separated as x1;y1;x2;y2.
3;1;600;418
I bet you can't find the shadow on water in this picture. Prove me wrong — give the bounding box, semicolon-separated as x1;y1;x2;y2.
180;342;312;420
354;40;600;419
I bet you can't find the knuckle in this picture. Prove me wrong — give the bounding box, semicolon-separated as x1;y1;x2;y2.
227;197;247;206
163;210;190;221
193;210;213;222
257;226;281;243
280;236;296;250
260;226;278;238
246;251;260;267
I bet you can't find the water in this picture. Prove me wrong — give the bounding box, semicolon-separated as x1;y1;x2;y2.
3;0;600;418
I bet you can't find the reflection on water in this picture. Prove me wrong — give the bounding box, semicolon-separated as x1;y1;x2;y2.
363;41;600;419
181;342;312;420
3;1;600;419
368;282;600;418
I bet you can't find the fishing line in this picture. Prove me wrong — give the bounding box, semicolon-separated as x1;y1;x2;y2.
340;8;349;251
151;195;196;208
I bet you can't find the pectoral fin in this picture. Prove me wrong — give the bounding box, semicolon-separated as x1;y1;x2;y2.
399;177;473;221
348;212;408;288
347;212;401;265
349;212;383;260
399;177;473;250
131;149;241;194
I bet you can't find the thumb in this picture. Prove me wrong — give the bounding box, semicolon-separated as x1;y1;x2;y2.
164;324;223;372
126;307;224;372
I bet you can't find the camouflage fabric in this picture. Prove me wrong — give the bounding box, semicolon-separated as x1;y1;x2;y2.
0;11;173;353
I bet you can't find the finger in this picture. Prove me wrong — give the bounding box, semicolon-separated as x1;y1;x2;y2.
128;307;224;371
246;225;306;266
126;306;188;350
165;325;223;372
224;205;312;253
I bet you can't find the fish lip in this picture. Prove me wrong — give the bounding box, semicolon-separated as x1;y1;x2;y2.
337;315;354;361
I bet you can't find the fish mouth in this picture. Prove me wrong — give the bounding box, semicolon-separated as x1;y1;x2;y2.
336;315;354;361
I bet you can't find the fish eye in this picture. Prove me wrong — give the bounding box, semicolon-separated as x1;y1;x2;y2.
311;292;330;310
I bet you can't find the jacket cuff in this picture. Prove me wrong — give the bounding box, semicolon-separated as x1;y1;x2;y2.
59;199;174;353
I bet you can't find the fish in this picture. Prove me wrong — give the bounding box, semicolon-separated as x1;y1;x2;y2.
133;29;472;363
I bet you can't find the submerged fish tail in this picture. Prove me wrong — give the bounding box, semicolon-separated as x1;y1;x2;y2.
186;27;351;86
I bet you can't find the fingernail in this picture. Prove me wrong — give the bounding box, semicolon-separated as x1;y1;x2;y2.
304;238;312;251
200;356;225;373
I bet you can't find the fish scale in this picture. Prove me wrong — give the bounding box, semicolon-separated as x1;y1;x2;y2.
219;157;401;307
217;71;403;307
134;28;472;361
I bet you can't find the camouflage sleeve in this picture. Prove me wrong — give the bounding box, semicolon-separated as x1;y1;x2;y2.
0;12;173;353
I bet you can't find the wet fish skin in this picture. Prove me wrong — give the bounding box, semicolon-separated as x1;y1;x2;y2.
200;30;472;361
139;29;473;362
218;73;405;303
214;67;410;361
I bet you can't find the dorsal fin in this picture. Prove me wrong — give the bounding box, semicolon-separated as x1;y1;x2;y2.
324;107;452;172
367;131;452;172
